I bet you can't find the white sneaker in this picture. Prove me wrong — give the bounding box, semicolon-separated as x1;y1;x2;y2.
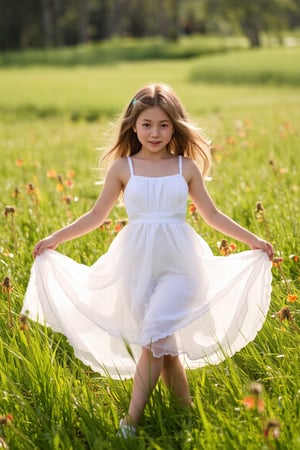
117;419;137;438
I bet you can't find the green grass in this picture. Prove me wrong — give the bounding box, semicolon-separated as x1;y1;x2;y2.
189;47;300;86
0;47;299;449
0;35;249;67
0;47;299;122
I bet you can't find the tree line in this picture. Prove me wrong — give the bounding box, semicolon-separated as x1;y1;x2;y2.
0;0;299;51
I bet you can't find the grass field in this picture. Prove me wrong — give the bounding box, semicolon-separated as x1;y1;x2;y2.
0;43;299;449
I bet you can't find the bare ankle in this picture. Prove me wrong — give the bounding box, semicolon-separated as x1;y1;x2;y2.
122;414;137;427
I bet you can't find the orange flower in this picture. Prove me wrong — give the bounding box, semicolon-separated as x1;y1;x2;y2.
67;169;76;178
47;168;57;178
114;223;122;233
272;257;283;267
0;414;13;425
15;158;24;167
114;219;127;233
218;239;236;256
227;135;236;145
287;294;297;303
242;396;255;409
56;175;64;192
242;396;264;413
189;204;196;214
279;167;288;174
26;183;35;195
289;254;299;263
56;183;64;192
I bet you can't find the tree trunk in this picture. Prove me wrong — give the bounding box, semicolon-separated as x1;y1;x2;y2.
169;0;180;41
78;0;89;44
241;14;261;47
41;0;53;47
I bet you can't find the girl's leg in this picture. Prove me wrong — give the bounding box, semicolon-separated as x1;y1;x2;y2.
125;346;164;425
160;354;192;407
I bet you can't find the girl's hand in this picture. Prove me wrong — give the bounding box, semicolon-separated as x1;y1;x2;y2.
33;235;60;258
249;238;274;261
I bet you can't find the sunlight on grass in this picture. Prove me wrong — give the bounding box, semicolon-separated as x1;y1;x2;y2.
0;51;299;448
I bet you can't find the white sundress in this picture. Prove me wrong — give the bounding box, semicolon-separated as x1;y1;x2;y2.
22;155;272;379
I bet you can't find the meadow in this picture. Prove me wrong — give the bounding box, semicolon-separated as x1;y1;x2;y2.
0;41;299;449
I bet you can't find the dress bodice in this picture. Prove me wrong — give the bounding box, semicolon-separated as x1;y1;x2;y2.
124;156;188;224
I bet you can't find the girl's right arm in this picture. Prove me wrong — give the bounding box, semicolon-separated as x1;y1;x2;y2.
33;160;125;258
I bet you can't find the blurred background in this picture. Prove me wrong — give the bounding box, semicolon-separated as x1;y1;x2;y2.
1;0;300;51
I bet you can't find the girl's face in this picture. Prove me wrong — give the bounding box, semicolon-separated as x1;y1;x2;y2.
133;106;174;156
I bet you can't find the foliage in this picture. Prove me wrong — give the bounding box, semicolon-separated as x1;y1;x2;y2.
203;0;300;47
0;35;249;67
0;0;300;50
0;50;299;449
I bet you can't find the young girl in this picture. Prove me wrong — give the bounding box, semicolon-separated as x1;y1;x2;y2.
22;83;273;438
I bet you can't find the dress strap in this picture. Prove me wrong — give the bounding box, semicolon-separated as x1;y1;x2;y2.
178;155;183;175
127;156;134;176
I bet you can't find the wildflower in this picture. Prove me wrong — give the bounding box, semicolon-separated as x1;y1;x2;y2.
100;219;112;230
287;294;297;303
272;257;283;267
114;220;127;233
263;418;280;439
189;203;198;221
19;314;29;331
0;414;13;425
47;168;57;178
67;169;75;178
227;136;236;145
1;276;13;293
254;201;265;223
289;254;299;263
242;381;265;413
12;187;21;199
276;306;293;322
3;206;16;218
65;179;74;187
56;175;64;192
279;167;288;174
217;239;236;256
114;223;122;233
189;204;196;214
249;382;263;396
15;158;24;167
1;276;13;327
61;194;73;205
25;183;35;195
242;396;265;413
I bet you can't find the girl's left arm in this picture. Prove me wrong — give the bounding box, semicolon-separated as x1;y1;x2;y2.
187;161;274;260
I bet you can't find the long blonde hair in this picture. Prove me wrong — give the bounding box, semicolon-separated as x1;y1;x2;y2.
102;83;211;176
